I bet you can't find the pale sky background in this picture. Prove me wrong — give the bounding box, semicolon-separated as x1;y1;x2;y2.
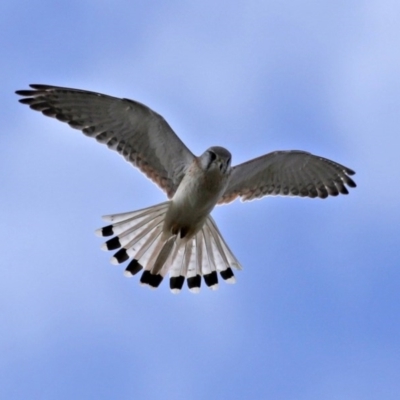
2;1;400;399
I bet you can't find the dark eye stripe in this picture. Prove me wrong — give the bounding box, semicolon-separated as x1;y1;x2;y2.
209;151;217;162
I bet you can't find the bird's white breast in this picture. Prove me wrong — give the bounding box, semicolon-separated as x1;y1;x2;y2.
163;159;230;238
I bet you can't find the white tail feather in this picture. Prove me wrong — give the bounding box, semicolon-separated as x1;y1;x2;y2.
206;216;242;270
101;202;170;223
152;235;176;275
96;202;242;293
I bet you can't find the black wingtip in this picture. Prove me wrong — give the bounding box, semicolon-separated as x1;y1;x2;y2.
16;85;56;96
30;84;53;90
18;98;35;105
346;168;356;176
15;89;35;96
347;177;357;188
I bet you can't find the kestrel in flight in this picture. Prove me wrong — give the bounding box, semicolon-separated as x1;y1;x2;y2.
16;84;356;294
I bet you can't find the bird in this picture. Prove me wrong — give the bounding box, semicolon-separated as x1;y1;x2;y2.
16;84;356;294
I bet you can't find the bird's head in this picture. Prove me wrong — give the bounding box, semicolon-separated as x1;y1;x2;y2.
200;146;232;174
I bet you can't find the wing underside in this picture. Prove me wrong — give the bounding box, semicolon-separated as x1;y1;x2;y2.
16;84;195;197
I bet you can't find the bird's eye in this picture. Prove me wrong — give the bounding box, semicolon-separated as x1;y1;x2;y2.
209;151;217;162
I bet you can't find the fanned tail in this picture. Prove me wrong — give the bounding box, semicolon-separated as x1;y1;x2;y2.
167;216;242;293
96;203;242;294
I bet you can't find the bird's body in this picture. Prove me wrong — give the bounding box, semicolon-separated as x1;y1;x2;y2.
16;84;356;294
166;146;232;239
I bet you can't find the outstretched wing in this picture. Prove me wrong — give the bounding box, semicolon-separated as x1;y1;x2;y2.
219;150;356;203
16;84;195;198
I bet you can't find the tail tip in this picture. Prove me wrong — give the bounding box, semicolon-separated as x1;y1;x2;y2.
110;249;129;265
100;243;109;251
95;225;114;237
110;256;119;266
170;276;185;293
220;267;236;284
124;259;143;276
94;228;103;237
140;270;163;288
187;275;201;294
225;276;236;284
102;237;121;251
204;271;218;288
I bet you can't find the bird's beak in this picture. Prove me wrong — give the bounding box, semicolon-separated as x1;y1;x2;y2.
217;158;225;172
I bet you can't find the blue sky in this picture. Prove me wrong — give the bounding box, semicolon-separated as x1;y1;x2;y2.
2;1;400;399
